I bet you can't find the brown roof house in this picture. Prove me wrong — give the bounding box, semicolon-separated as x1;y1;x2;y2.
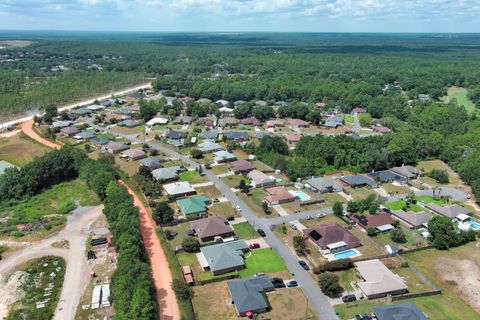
303;223;361;253
120;149;147;161
288;118;309;129
190;216;234;242
230;160;255;174
60;126;80;137
350;213;395;232
247;170;275;188
284;133;302;144
264;187;296;205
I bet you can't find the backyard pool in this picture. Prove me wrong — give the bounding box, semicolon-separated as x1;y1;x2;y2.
333;250;358;260
468;220;480;231
289;190;311;201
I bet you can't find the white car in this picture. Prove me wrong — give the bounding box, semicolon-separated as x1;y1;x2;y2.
316;212;326;218
235;205;242;212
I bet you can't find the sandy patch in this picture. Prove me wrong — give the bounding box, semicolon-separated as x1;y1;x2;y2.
0;271;26;318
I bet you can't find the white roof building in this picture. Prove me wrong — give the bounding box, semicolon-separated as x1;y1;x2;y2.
163;181;195;196
147;117;169;127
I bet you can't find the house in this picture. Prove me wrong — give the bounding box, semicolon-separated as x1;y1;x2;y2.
240;117;261;126
305;177;343;193
74;131;96;141
230;160;255;174
219;107;235;116
120;149;147;161
350;213;395;232
284;133;302;144
197;98;212;104
102;141;129;154
418;94;430;102
288;119;309;129
198;240;249;275
373;125;392;133
197;117;216;128
234;100;247;106
340;175;378;189
86;104;105;111
216;99;230;107
197;130;219;140
177;196;211;219
152;167;181;182
266;119;285;128
368;170;408;184
247;170;275;188
71;108;91;116
139;156;166;170
92;136;111;146
117;119;142;128
275;101;289;107
391;210;432;229
390;166;423;180
227;276;274;316
372;302;428;320
224;131;249;141
354;259;408;299
303;223;361;253
255;100;267;106
213;150;237;163
324;115;343;128
190;216;234;241
423;203;472;219
105;113;130;123
219;117;239;128
173;116;193;125
60;126;80;136
52;120;74;129
352;107;367;113
264;187;297;205
197;140;223;153
165;130;187;140
255;131;273;139
114;107;135;115
146;117;169;127
163;181;196;198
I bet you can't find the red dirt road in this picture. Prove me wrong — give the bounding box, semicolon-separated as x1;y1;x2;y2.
21;119;63;149
119;180;180;320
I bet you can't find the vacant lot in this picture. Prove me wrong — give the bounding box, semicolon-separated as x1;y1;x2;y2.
232;222;256;239
208;202;239;218
0;133;48;166
239;248;287;277
441;86;476;114
403;241;480;315
221;174;250;188
381;183;410;195
179;171;208;184
345;187;377;200
111;124;144;135
417;159;462;187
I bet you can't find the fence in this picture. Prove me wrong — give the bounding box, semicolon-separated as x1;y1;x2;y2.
390;290;442;301
194;273;239;286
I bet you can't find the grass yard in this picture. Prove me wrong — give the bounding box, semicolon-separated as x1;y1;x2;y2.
252;160;274;172
373;226;427;248
0;179;101;239
196;185;222;199
240;189;277;218
441;86;476;114
385;200;423;212
208;202;239;218
381;183;410;195
164;222;191;249
210;163;229;175
416;195;447;205
0;132;48;166
266;288;319;320
115;155;140;176
221;174;250;188
323;192;348;205
392;267;434;293
335;268;357;292
232;222;257;239
192;281;238;320
345;187;378;200
179;170;208;184
111;124;145;135
239;248;287;277
417;159;462;187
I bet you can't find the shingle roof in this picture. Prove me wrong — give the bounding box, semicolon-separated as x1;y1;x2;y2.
224;131;249;140
213;150;237;162
163;181;195;195
368;170;407;183
227;276;273;315
372;302;428;320
200;240;248;273
103;141;128;152
390;166;422;179
139;156;166;169
391;210;432;227
197;130;219;140
177;196;210;215
340;175;378;188
230;160;255;174
264;187;296;203
423;203;472;219
190;216;233;239
350;213;394;229
152;167;180;181
305;177;343;192
247;170;274;186
198;140;223;153
355;259;407;297
303;223;360;250
121;149;146;159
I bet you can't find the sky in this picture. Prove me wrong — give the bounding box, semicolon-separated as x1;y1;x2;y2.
1;0;480;32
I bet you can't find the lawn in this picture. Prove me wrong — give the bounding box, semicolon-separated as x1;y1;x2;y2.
441;86;476;114
345;187;378;200
240;189;276;218
335;268;356;292
417;159;462;187
233;222;257;239
208;202;239;218
111;124;145;135
0;179;101;239
239;248;287;277
381;183;410;195
0;133;48;166
179;170;208;184
373;226;427;248
164;222;191;249
416;195;448;205
222;174;250;188
385;200;423;212
210;163;229;175
115;155;140;176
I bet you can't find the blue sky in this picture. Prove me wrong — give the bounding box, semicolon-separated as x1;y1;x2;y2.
1;0;479;32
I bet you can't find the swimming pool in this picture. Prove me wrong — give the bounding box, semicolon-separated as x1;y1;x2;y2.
294;191;310;201
333;250;358;260
468;220;480;231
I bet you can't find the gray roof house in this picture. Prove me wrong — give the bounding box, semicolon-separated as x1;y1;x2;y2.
197;130;219;140
423;203;472;219
247;170;275;188
213;150;237;163
102;141;129;154
198;140;223;153
219;117;239;127
390;166;423;179
368;170;408;184
355;259;408;299
340;175;378;188
152;167;181;182
227;276;274;316
198;240;249;275
117;119;142;128
305;177;343;193
166;130;187;140
139;156;166;170
224;131;249;141
71;108;91;116
60;126;80;136
74;131;96;140
391;210;432;229
120;149;147;161
52;120;74;129
163;181;196;198
372;302;428;320
173;116;193;125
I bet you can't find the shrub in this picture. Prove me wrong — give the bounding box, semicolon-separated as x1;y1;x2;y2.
293;235;309;256
318;272;343;297
190;149;203;159
390;228;407;243
182;237;200;253
172;278;194;300
367;227;379;237
152;202;174;225
313;259;353;274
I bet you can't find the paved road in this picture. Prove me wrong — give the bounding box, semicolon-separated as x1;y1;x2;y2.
0;83;152;131
89;122;339;320
0;205;103;320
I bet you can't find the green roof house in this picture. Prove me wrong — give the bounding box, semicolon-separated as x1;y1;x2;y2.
177;196;211;218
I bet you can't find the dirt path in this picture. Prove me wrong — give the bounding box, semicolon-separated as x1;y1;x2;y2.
118;180;180;320
21;120;62;149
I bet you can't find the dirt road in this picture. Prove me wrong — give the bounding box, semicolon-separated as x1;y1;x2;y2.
0;205;103;320
21;119;62;149
118;180;180;320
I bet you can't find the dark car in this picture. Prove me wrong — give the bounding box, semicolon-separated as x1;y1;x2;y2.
355;314;372;320
382;207;392;214
271;277;283;284
342;294;357;303
298;260;310;270
249;243;260;249
185;229;195;236
257;228;266;237
226;216;235;221
286;280;298;287
273;282;286;288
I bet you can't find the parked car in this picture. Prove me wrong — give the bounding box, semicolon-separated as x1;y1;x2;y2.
306;215;313;220
298;260;310;270
382;208;392;213
249;243;260;249
226;216;235;221
342;294;357;303
316;212;326;218
286;280;298;287
273;281;286;288
271;277;283;284
355;314;372;320
185;229;195;236
289;223;297;230
235;205;242;212
257;228;266;237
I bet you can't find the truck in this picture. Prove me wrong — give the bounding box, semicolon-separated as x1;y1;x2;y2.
182;266;194;285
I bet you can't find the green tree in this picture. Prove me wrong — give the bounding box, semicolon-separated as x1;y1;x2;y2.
42;104;58;123
390;228;407;243
152;202;174;225
182;237;200;253
293;236;309;256
332;202;344;216
172;278;194;300
191;149;203;159
262;201;271;215
367;227;378;237
318;272;343;298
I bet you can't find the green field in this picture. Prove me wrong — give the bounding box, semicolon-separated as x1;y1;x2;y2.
239;248;287;277
179;170;207;184
232;222;257;239
385;200;423;212
442;86;476;114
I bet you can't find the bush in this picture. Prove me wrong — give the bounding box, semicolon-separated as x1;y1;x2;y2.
293;236;309;256
390;228;407;243
191;149;203;159
313;259;353;274
428;169;449;184
172;278;193;300
367;227;379;237
152;202;174;225
182;237;200;253
318;272;343;297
